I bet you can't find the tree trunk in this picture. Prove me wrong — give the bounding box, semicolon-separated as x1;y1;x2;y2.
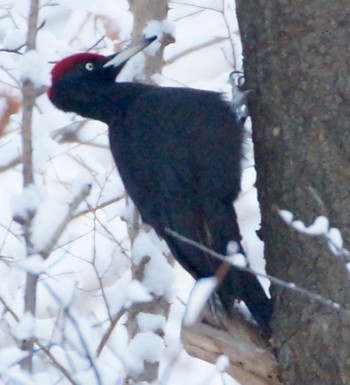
125;2;171;383
235;1;350;384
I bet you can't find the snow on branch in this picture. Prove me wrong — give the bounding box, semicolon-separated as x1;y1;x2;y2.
42;280;103;385
13;179;92;258
34;180;92;258
183;277;218;326
165;227;350;320
279;209;349;258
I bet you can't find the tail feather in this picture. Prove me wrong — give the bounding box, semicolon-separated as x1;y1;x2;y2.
219;267;272;336
161;201;272;336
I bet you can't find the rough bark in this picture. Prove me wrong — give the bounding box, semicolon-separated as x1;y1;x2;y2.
235;1;350;385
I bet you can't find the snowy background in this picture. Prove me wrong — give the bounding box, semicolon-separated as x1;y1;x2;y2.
0;1;267;384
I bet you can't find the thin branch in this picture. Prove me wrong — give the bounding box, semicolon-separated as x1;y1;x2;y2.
0;296;19;322
39;182;92;258
35;341;78;385
165;37;227;66
222;0;238;69
0;156;21;173
73;196;124;219
86;35;106;52
51;120;88;143
95;308;125;358
42;281;103;385
170;1;222;12
0;44;25;54
164;228;350;317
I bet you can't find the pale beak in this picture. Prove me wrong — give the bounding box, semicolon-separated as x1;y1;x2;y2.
103;36;157;69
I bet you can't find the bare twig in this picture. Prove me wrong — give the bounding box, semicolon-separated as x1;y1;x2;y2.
95;308;125;358
0;296;19;322
86;35;106;52
170;1;221;12
73;196;124;219
51;120;88;143
35;341;78;385
0;155;21;173
222;0;238;69
0;44;25;54
165;228;350;317
42;281;103;385
165;37;227;66
39;182;92;258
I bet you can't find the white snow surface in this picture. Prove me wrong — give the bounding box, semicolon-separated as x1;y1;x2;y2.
30;200;69;252
124;331;165;376
137;312;166;333
14;254;44;274
327;227;344;255
132;230;175;300
13;311;35;341
216;355;230;373
279;209;294;223
11;183;43;224
3;29;26;50
20;50;50;87
228;252;247;268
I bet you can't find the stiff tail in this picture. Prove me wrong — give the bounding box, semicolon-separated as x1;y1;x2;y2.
160;200;272;336
163;226;272;336
218;266;272;336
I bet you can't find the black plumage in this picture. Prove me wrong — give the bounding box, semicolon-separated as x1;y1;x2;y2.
48;36;272;335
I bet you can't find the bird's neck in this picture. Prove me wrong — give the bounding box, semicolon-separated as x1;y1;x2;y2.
52;81;142;126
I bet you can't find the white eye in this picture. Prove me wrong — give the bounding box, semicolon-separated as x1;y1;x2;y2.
85;62;94;71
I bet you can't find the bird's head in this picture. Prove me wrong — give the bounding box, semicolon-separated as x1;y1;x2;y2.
48;36;157;113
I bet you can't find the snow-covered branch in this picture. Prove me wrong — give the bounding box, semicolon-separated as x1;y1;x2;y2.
165;227;350;319
37;181;92;258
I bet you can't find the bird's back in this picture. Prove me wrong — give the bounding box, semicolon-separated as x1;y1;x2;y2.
108;84;272;335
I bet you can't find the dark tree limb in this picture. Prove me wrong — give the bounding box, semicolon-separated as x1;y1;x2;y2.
182;312;281;385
